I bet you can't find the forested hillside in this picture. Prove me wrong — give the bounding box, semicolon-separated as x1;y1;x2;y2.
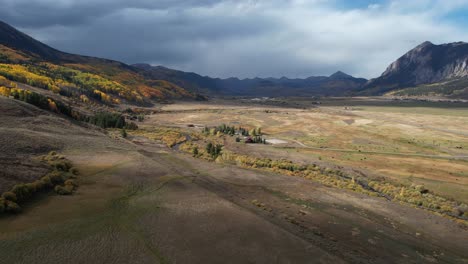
0;21;197;107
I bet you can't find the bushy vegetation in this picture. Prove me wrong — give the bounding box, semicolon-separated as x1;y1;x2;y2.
0;86;75;116
192;146;199;157
54;185;74;195
176;129;468;222
121;129;128;138
203;124;236;136
0;152;79;215
0;75;16;88
88;112;125;129
202;124;263;137
368;182;467;217
206;142;223;159
231;153;467;219
129;128;187;147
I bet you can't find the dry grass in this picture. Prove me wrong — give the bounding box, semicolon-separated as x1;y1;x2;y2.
139;101;468;223
129;128;187;147
145;100;468;204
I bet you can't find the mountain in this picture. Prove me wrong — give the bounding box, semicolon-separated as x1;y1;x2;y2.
329;71;354;79
0;20;66;61
0;20;196;106
133;64;368;97
132;63;223;94
362;41;468;95
0;20;367;100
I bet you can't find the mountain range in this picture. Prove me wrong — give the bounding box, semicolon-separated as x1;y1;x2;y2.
133;63;367;97
1;19;468;101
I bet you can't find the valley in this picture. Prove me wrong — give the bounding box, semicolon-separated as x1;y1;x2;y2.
1;96;467;263
146;98;468;202
0;17;467;264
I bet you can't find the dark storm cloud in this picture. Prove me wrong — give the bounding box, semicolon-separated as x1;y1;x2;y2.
0;0;222;27
1;0;467;78
26;3;279;66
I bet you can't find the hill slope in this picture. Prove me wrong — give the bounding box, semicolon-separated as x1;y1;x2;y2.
362;41;468;96
0;20;196;106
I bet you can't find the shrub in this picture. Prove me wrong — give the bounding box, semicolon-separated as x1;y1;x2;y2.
40;175;53;188
54;185;73;195
51;160;72;171
2;191;17;202
0;153;79;214
413;185;428;194
31;180;45;191
26;182;39;192
48;171;65;184
0;198;5;213
5;200;21;213
11;184;32;202
125;122;138;130
69;167;79;175
64;179;78;187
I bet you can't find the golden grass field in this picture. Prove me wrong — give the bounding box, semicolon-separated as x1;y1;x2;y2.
1;96;467;263
147;99;468;204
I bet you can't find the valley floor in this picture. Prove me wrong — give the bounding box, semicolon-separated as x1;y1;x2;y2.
0;97;467;263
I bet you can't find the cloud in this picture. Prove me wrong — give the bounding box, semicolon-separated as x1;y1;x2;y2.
1;0;468;78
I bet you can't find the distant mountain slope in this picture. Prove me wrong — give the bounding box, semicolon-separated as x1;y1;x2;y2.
133;64;367;97
0;20;196;106
362;41;468;95
133;63;223;94
0;20;67;61
387;78;468;99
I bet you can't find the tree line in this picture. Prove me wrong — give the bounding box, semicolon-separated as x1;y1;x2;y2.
0;86;138;130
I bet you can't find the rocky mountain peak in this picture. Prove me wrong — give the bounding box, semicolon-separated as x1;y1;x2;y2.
364;41;468;94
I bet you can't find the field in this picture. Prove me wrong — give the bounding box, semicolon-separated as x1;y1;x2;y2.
0;96;467;263
149;98;468;203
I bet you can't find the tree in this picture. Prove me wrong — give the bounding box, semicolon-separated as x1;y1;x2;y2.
121;129;127;138
192;146;199;157
116;116;125;128
250;129;256;137
206;142;213;153
257;128;262;135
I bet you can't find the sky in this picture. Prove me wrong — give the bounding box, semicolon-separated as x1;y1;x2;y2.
1;0;468;79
